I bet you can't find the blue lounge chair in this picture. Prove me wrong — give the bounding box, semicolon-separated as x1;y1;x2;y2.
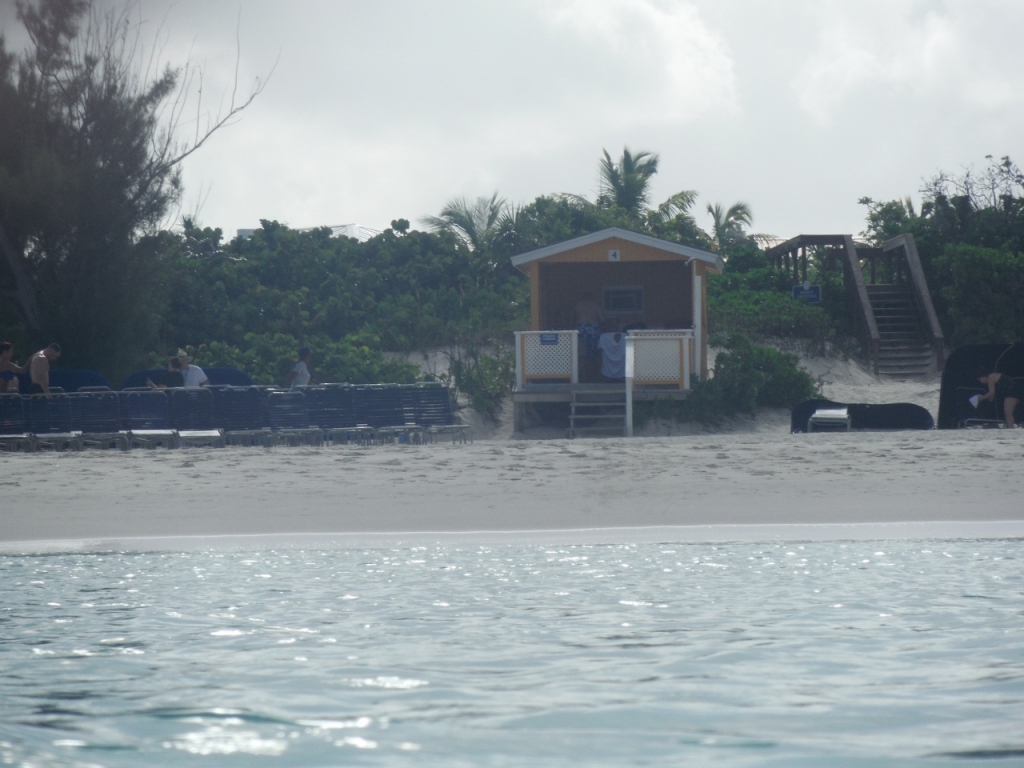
302;384;371;444
266;390;322;446
406;383;470;443
0;394;34;452
353;384;420;443
72;390;129;450
28;392;83;451
120;389;178;448
213;385;270;446
170;387;224;447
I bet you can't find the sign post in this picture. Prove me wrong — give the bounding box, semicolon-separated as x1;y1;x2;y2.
792;283;821;303
625;336;635;437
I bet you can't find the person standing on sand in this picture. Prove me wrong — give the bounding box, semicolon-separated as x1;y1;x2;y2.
177;350;209;387
976;368;1024;428
27;343;61;394
0;342;26;393
285;347;315;388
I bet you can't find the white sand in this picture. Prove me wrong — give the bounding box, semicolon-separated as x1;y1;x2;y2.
3;353;1022;552
3;428;1023;551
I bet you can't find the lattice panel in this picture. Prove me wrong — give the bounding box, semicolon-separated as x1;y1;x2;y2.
633;339;682;382
523;333;574;378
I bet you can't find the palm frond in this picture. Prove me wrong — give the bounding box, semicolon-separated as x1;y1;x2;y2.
599;146;660;214
421;193;507;251
655;190;698;221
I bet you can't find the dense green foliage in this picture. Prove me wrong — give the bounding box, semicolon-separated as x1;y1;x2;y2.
162;336;419;388
932;245;1024;345
148;220;525;385
859;156;1024;347
705;243;842;350
0;0;263;383
0;0;179;377
635;334;819;426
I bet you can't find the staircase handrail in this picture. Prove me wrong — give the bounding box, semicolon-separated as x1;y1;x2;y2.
882;234;944;371
843;235;881;375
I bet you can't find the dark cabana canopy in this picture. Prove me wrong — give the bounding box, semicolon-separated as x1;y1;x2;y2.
791;399;934;433
120;366;254;390
937;342;1024;429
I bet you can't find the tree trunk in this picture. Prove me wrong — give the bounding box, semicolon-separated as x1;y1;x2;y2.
0;221;45;332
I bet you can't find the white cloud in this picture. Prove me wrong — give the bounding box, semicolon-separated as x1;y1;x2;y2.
528;0;739;125
793;2;1021;125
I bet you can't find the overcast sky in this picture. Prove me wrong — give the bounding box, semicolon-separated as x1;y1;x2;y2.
4;0;1023;240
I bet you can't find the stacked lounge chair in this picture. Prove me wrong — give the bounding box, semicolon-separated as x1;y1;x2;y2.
405;382;471;443
214;386;269;446
120;388;178;448
266;390;323;446
354;384;422;444
0;381;469;451
170;387;225;447
302;384;372;445
72;388;129;449
27;389;83;451
0;393;34;451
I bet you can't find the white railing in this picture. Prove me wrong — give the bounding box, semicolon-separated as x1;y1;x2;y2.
625;330;695;436
514;331;578;389
628;330;694;390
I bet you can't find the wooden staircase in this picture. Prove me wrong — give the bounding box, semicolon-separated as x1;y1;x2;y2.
569;390;627;438
766;233;944;378
866;284;935;377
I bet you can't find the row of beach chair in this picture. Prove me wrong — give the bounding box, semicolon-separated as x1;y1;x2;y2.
0;383;469;451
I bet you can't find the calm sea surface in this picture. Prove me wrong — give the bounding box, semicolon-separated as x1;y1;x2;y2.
1;540;1023;767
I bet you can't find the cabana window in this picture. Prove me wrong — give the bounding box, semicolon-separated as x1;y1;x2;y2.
603;286;644;315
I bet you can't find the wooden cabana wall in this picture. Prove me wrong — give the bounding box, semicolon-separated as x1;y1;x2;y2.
511;228;722;379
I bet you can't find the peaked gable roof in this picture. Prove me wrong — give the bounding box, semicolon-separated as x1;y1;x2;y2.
510;227;723;273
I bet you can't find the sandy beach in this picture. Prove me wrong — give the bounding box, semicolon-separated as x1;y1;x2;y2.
3;423;1024;551
3;355;1023;552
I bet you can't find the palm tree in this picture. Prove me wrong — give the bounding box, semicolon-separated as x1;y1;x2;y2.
653;189;698;223
706;201;753;253
422;193;508;252
598;147;660;215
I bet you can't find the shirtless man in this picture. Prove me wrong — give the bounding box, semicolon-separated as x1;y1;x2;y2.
28;343;61;394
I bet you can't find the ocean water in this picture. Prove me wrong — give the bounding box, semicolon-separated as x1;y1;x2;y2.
1;541;1023;767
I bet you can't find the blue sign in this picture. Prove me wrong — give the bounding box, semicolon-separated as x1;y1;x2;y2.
792;284;821;304
539;333;560;345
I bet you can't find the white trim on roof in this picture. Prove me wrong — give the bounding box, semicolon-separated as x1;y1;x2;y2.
510;227;723;272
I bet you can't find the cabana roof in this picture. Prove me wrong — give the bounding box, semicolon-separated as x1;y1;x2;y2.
510;227;723;274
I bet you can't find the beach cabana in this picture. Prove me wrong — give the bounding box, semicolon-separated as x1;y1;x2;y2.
937;342;1024;428
509;228;722;436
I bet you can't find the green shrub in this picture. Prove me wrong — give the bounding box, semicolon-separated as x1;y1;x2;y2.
445;346;515;421
708;289;835;348
681;334;817;423
634;335;817;426
151;332;419;386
